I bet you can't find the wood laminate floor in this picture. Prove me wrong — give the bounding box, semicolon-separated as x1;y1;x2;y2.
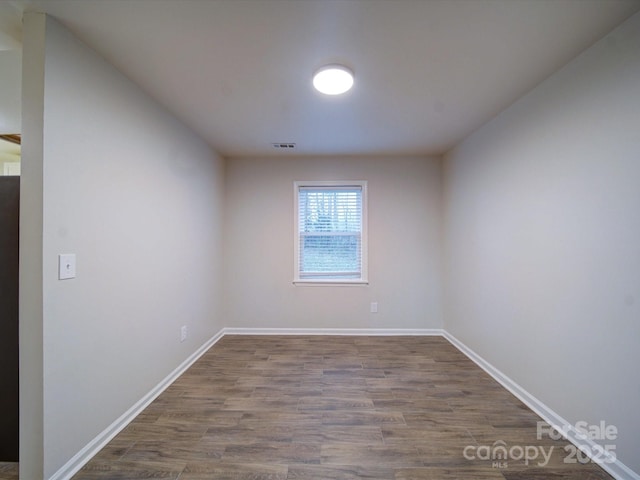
71;336;612;479
0;463;18;480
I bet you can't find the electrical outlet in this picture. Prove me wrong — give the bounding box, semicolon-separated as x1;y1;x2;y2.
180;325;188;342
58;254;76;280
370;302;378;313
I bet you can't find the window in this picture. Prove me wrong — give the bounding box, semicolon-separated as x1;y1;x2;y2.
294;181;367;284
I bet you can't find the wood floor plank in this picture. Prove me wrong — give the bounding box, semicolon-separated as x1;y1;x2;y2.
287;464;395;479
394;466;506;479
0;463;18;480
118;438;225;464
71;336;614;480
180;461;288;480
72;459;185;479
320;443;424;467
222;443;321;464
501;466;614;479
292;425;384;445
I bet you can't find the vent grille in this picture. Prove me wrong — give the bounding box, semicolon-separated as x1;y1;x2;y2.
272;143;296;150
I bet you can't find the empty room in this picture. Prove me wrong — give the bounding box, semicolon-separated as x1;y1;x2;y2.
1;0;639;479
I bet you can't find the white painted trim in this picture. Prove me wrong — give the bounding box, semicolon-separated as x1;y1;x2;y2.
443;331;639;480
48;329;226;480
222;327;444;336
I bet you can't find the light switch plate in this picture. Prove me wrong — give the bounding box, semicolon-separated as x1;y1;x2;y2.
58;254;76;280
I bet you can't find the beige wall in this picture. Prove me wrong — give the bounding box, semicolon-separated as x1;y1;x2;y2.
21;14;225;478
223;155;443;330
443;11;640;474
0;49;20;133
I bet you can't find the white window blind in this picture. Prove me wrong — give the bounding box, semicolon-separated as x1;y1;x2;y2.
295;181;367;283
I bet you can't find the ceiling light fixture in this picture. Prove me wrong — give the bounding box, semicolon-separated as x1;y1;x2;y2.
312;65;354;95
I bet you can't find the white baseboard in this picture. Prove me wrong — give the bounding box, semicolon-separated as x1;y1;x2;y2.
48;329;226;480
442;331;639;480
223;327;445;336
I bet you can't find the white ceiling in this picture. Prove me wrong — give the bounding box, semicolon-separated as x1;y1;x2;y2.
8;0;640;157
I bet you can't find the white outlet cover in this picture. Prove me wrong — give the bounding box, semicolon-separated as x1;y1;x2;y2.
58;254;76;280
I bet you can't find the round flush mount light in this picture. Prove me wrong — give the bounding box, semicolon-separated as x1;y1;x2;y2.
312;65;354;95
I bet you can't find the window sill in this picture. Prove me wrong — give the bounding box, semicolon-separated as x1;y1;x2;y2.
293;279;369;287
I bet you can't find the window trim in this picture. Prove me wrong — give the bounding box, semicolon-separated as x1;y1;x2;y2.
293;180;368;286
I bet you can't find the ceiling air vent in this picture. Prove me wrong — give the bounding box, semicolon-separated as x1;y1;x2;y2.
272;142;296;150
